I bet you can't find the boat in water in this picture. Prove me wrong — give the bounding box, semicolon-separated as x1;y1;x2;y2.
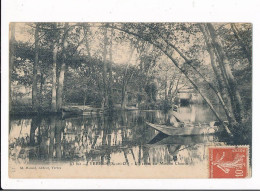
146;121;220;136
61;105;104;118
147;132;217;145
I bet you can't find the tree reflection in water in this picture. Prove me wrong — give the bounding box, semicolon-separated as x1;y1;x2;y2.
9;106;227;166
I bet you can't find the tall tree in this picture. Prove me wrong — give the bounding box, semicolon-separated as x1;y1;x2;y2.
121;45;135;109
32;23;39;111
56;23;69;111
9;23;16;111
121;40;141;109
206;23;245;123
51;41;58;112
199;24;234;124
107;28;114;109
101;26;108;109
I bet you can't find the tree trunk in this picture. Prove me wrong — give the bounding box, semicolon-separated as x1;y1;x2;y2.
56;23;69;111
29;117;41;145
102;27;108;108
203;25;234;95
107;28;114;109
206;23;245;123
169;75;181;103
56;59;66;111
83;92;87;107
51;43;58;112
49;117;56;159
121;85;127;109
85;34;91;57
39;69;44;111
199;24;225;93
121;44;136;108
199;24;234;124
32;24;39;112
164;72;168;101
167;74;177;101
9;23;16;112
55;120;62;159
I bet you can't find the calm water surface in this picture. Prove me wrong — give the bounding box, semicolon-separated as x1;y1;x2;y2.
9;105;231;166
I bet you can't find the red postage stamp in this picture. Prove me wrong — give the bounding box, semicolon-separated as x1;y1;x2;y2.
209;146;249;178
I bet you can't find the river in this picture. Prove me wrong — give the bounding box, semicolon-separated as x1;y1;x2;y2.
9;104;233;166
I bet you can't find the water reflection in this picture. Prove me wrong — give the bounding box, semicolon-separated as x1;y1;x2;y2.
9;105;227;166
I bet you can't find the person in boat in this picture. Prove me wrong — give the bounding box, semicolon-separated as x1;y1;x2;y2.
165;113;184;128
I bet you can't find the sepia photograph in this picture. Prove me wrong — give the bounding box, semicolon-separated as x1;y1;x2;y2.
8;22;252;179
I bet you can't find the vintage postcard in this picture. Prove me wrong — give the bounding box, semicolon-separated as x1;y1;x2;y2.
8;22;252;179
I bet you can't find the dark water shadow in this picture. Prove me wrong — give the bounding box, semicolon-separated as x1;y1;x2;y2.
148;132;169;144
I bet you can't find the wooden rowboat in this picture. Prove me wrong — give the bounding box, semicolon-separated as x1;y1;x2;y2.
146;122;220;136
61;106;104;118
147;133;216;145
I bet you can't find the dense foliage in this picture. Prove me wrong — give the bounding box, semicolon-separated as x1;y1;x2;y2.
10;23;252;138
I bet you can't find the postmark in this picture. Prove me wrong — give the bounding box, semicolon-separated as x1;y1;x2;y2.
209;146;249;178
